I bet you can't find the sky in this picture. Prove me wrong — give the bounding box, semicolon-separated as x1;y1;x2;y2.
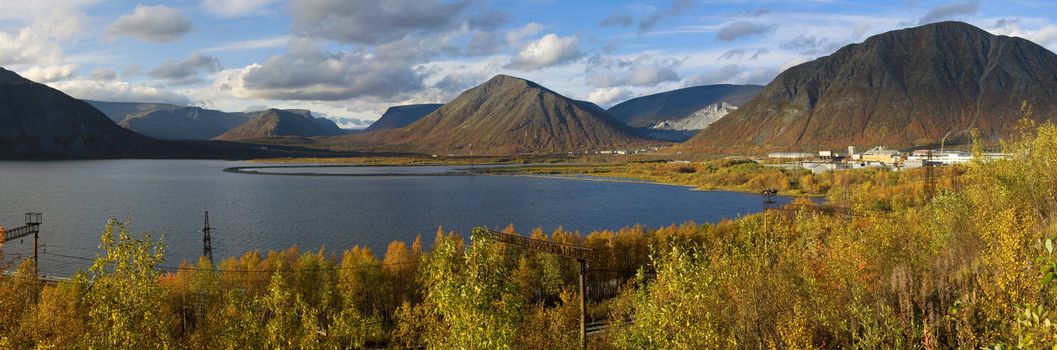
2;0;1056;128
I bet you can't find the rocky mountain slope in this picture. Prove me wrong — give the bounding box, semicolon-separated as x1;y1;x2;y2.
0;68;154;158
214;109;345;141
608;84;762;130
346;75;652;154
684;21;1057;152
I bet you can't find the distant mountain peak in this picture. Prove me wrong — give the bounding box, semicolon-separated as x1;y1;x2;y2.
347;74;653;154
214;108;343;141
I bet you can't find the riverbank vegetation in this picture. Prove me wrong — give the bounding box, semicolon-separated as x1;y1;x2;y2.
1;123;1055;348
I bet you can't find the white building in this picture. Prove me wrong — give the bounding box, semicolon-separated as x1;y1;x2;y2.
767;152;814;159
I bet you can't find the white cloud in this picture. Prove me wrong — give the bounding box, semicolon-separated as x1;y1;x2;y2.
0;8;84;67
507;33;582;71
0;0;97;22
217;39;425;101
19;64;78;83
48;80;192;105
106;5;193;43
202;0;278;17
585;54;682;88
505;22;546;46
586;87;635;107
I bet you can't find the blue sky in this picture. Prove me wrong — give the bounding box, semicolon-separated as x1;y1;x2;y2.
2;0;1056;127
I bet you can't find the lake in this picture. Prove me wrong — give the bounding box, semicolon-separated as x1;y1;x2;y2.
0;160;790;276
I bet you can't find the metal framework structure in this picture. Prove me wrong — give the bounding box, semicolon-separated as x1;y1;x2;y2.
924;150;937;201
1;213;43;276
202;211;213;265
471;227;594;350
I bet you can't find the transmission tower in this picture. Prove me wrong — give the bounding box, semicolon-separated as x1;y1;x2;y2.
924;150;937;202
202;211;213;265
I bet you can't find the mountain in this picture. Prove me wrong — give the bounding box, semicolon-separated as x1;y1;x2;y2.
86;101;253;140
346;75;652;154
683;21;1057;152
0;68;155;158
0;68;369;159
214;109;345;141
608;85;763;130
365;104;443;131
86;100;183;123
120;107;251;140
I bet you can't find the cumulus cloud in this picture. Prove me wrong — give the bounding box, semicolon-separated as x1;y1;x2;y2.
217;39;425;101
918;1;979;25
289;0;468;45
600;14;634;28
149;53;223;85
586;87;635;108
585;54;682;88
716;20;777;41
202;0;278;17
507;34;582;71
106;5;192;43
49;79;192;105
0;8;84;67
19;64;78;83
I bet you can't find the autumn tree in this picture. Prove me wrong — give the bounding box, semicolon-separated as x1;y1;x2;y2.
79;219;173;349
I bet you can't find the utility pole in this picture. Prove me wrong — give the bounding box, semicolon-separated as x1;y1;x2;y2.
578;258;586;348
202;211;213;265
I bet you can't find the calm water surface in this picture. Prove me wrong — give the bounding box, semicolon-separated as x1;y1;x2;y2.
0;160;788;276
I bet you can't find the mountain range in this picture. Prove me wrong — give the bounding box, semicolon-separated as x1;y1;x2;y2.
684;21;1057;151
5;21;1057;158
0;68;361;159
